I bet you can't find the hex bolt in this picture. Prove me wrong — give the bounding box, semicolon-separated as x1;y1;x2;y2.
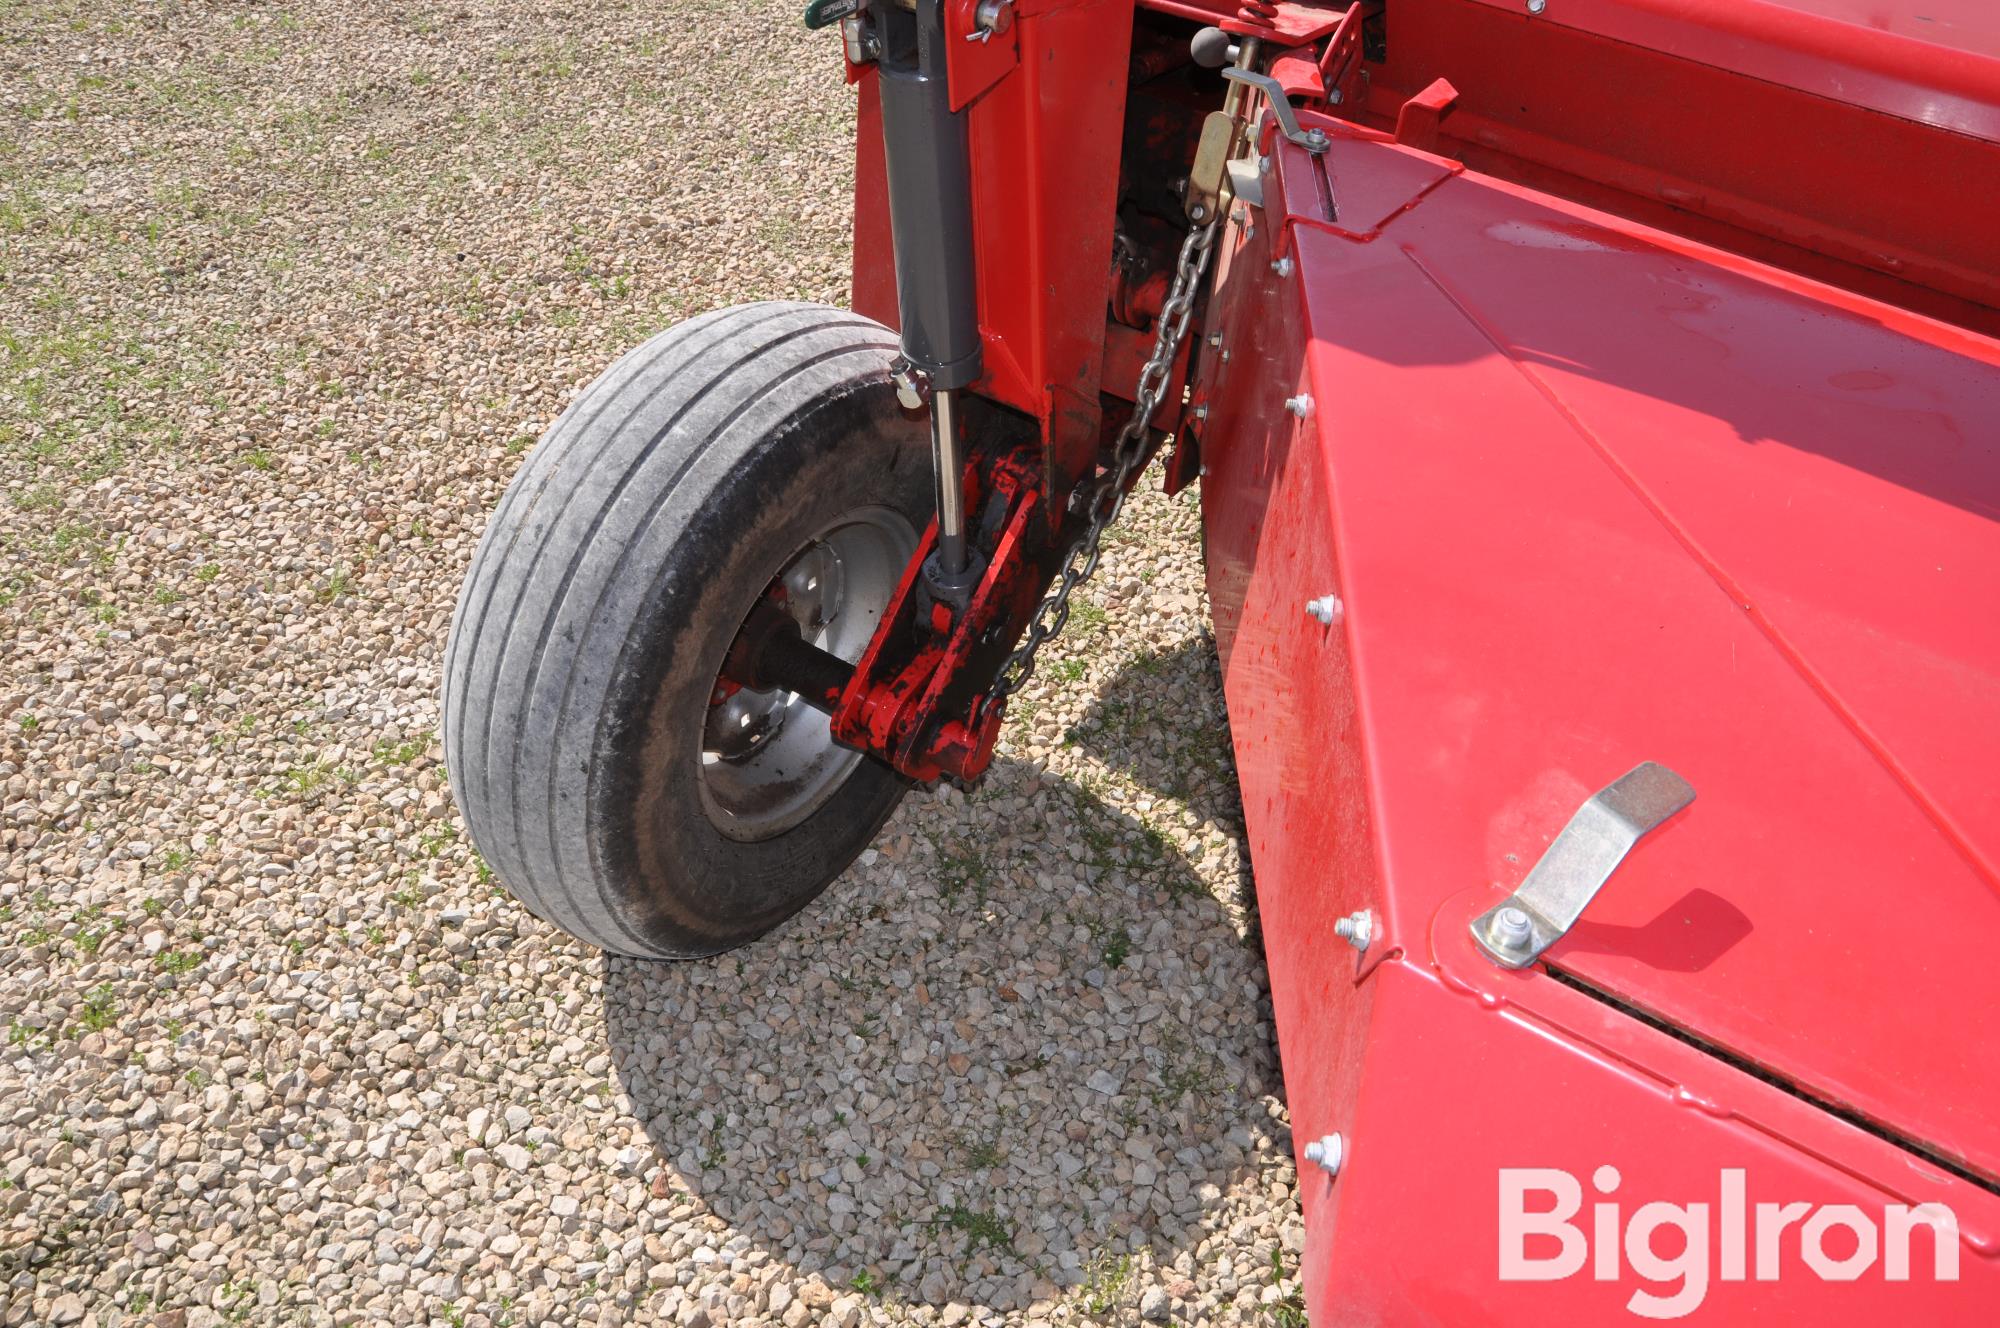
1231;207;1247;227
1333;908;1372;952
1258;153;1271;175
1303;128;1330;152
1190;404;1209;422
1490;905;1534;951
1285;393;1313;418
1272;256;1294;278
1305;594;1342;625
1303;1133;1344;1177
1190;201;1209;222
1527;0;1547;11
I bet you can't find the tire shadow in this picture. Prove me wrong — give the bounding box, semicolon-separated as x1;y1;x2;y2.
604;641;1288;1322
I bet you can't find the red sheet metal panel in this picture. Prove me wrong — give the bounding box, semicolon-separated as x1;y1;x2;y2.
1455;0;2000;138
1306;959;2000;1324
1200;119;2000;1318
1364;0;2000;322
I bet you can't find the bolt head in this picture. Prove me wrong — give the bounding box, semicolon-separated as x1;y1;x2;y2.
1527;0;1547;11
1272;256;1293;278
1490;905;1534;950
1190;202;1208;221
1302;1132;1344;1176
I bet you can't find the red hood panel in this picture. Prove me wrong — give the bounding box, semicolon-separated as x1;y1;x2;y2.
1280;135;2000;1178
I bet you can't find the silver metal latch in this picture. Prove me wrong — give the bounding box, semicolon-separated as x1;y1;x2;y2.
1471;762;1695;969
1220;69;1331;155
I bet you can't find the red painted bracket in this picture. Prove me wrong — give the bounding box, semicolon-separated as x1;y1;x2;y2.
831;453;1047;783
946;0;1022;110
1393;76;1459;152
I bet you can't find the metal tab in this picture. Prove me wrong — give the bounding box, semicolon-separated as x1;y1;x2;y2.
1220;69;1330;155
1225;155;1263;210
1471;762;1695;969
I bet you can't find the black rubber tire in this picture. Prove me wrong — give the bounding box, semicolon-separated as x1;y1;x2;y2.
441;302;930;959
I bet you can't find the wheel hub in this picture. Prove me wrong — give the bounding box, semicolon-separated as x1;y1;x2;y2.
698;508;915;841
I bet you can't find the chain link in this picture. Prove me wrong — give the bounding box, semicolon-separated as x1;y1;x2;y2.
987;218;1221;706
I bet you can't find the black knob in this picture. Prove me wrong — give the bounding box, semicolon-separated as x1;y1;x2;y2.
1190;26;1239;69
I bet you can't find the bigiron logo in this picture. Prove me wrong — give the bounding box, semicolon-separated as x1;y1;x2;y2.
1498;1166;1960;1319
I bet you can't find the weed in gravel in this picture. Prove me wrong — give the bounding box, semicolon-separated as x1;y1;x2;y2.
316;566;354;602
1268;1246;1308;1326
375;739;422;765
1046;657;1087;684
953;1128;1006;1171
1079;1250;1133;1314
934;845;994;903
76;984;117;1033
1151;1049;1219;1108
935;1203;1012;1253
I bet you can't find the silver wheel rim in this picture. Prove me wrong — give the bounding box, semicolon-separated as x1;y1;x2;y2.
698;505;915;841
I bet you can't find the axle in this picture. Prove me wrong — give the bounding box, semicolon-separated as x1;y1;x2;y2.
721;601;855;715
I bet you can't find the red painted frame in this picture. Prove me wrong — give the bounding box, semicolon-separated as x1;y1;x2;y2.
852;0;1139;503
839;5;2000;1317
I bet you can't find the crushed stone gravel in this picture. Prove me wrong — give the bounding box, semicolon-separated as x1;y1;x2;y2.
0;2;1303;1325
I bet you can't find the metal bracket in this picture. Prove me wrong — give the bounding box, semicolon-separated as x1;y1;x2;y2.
1225;156;1263;210
1471;762;1695;969
1221;69;1331;155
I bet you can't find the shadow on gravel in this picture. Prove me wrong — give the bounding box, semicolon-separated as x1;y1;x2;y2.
1067;633;1274;995
604;641;1287;1322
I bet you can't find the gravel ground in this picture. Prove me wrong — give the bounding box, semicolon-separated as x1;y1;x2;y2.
0;4;1302;1326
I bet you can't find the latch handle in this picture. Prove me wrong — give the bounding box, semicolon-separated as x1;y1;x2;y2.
1221;69;1331;155
1471;762;1695;969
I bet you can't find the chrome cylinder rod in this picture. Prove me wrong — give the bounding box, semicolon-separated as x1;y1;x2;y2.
930;387;969;575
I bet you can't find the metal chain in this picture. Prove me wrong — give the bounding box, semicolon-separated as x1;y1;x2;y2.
988;218;1221;705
